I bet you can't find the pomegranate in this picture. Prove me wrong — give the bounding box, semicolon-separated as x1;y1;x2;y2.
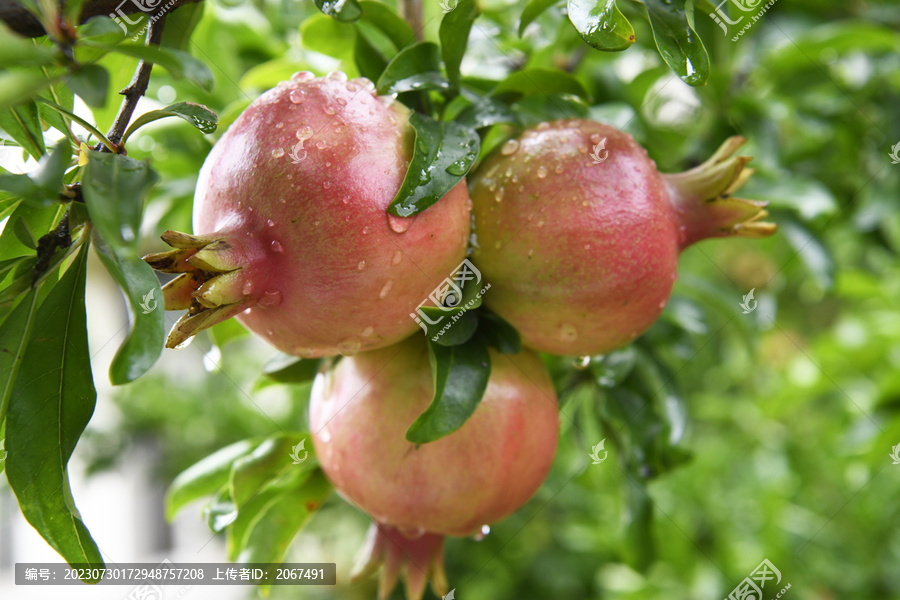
309;336;559;599
144;71;471;356
470;120;776;356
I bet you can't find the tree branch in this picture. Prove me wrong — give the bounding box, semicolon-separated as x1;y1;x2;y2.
0;0;200;38
398;0;423;42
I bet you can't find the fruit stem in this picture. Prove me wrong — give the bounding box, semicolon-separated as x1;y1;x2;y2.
664;136;777;249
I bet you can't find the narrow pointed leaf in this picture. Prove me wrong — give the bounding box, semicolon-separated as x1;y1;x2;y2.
67;64;109;108
641;0;709;86
122;102;218;142
315;0;362;22
359;1;416;49
0;101;45;160
439;0;480;88
6;246;105;579
0;288;42;426
567;0;635;51
519;0;561;36
375;42;449;95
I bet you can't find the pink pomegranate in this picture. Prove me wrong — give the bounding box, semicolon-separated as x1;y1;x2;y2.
470;120;776;356
309;336;559;599
144;71;470;356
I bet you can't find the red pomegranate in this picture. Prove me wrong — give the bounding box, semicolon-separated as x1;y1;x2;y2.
309;336;559;599
144;71;470;356
470;120;776;356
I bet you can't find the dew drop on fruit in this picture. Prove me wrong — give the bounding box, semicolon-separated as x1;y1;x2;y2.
291;71;315;82
528;248;534;257
590;133;602;144
267;219;275;227
362;326;374;337
555;165;564;174
336;98;347;106
323;181;331;190
358;260;366;271
584;244;591;250
259;290;282;307
275;122;284;129
316;140;327;149
288;90;305;104
323;105;336;115
327;70;348;81
391;250;403;265
270;240;283;253
338;338;362;355
362;226;369;234
473;524;491;540
271;148;284;158
537;166;548;178
500;139;519;155
297;126;313;140
560;323;578;342
494;192;502;203
387;213;414;233
319;427;332;443
242;281;253;295
659;300;667;309
379;280;393;299
398;525;425;539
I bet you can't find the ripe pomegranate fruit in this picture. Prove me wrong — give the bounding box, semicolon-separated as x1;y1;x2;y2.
309;336;559;599
144;71;470;356
470;120;776;356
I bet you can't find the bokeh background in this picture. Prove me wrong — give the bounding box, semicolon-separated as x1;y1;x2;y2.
1;0;899;598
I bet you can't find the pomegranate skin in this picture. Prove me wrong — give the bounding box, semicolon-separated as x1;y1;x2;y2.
309;336;559;537
471;119;775;356
149;72;471;356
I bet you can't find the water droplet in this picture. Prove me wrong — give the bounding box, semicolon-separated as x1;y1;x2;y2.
338;338;361;355
357;260;366;271
242;281;253;295
574;355;591;369
486;164;500;177
362;326;375;337
378;94;396;106
259;290;282;307
271;148;284;158
280;198;286;204
346;82;360;92
323;181;331;190
336;98;347;106
318;427;332;443
267;219;275;227
590;133;602;144
288;89;305;104
297;126;313;140
584;244;591;250
494;192;502;203
659;300;667;309
537;122;550;131
323;105;336;115
316;140;327;149
391;250;402;265
582;200;589;207
326;70;348;81
560;323;578;342
362;226;369;235
379;280;393;299
481;524;490;536
325;161;331;167
494;240;502;249
578;146;588;154
398;526;426;539
291;70;315;82
387;213;414;233
343;196;350;205
271;240;283;253
555;165;564;174
537;166;548;178
528;248;534;257
537;220;544;227
500;139;519;155
275;122;284;129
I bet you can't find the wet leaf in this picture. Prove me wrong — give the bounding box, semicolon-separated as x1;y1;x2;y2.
495;68;589;100
640;0;709;86
375;42;448;95
262;353;323;383
479;313;522;354
122;102;218;141
315;0;362;22
519;0;561;36
358;0;416;49
439;0;480;88
567;0;634;52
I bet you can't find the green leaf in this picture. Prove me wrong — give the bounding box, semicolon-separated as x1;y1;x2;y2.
513;93;590;126
780;219;834;291
5;246;105;579
12;217;36;249
495;68;590;100
375;42;449;95
315;0;362;22
0;70;53;110
622;478;655;572
230;434;314;509
354;28;389;82
455;96;517;130
358;1;416;49
77;15;127;44
406;336;491;444
567;0;634;51
439;0;480;88
67;64;109;108
122;102;218;142
0;288;42;427
479;313;522;354
0;23;57;65
82;150;163;384
0;139;71;208
166;438;262;520
209;318;249;347
37;81;75;136
237;470;332;589
205;485;238;532
262;353;323;383
160;1;205;51
387;113;479;217
0;201;64;259
95;43;216;91
519;0;561;36
640;0;709;86
300;14;355;60
0;101;46;160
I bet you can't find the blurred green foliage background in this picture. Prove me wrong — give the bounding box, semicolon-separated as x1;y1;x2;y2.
57;0;900;598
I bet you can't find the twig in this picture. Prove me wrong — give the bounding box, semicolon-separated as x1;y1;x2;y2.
398;0;424;42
